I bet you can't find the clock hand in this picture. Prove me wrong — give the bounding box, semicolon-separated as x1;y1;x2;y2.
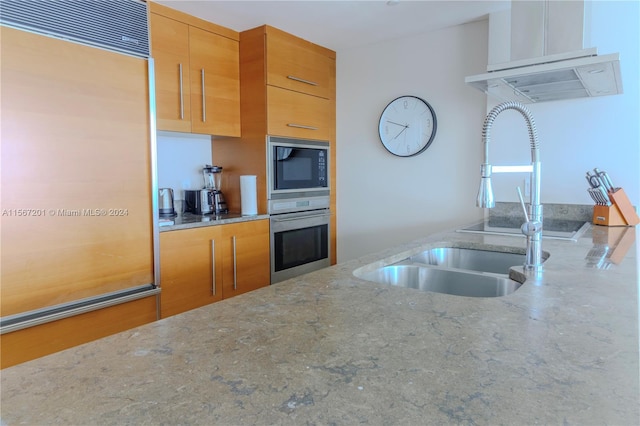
392;125;409;140
387;120;408;128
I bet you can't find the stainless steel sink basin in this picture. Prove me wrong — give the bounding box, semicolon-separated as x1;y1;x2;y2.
358;265;521;298
353;245;549;297
409;247;527;275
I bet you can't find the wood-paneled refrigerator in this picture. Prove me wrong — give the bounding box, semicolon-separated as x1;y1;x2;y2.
0;0;159;368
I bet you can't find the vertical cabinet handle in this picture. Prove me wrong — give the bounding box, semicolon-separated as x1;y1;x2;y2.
201;68;206;123
178;63;184;120
210;239;216;296
232;235;237;290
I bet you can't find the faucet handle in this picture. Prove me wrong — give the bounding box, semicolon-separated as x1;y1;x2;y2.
521;220;542;237
516;186;529;222
517;186;542;237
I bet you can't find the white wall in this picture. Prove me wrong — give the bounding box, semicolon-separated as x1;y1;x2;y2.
487;1;639;207
336;21;489;262
157;131;212;200
336;0;639;263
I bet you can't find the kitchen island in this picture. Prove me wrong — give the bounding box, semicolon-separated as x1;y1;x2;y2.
1;223;638;425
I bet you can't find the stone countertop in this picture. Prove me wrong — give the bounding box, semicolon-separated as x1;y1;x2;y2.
1;223;638;425
159;211;270;232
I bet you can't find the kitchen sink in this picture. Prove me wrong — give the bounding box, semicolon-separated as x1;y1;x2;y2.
353;245;548;297
357;264;522;298
409;247;534;275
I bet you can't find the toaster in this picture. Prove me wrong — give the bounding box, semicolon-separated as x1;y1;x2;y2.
184;189;214;215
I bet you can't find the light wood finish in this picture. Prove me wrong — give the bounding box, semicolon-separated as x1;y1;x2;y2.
189;26;241;137
267;86;332;141
150;2;241;136
1;27;154;316
148;2;239;41
265;25;335;99
0;296;157;369
608;188;640;226
211;28;269;214
159;226;223;318
212;25;337;239
220;220;271;298
150;12;192;132
159;219;270;318
328;54;337;264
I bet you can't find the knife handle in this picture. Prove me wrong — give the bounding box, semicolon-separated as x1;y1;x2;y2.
596;186;612;206
594;168;613;192
601;171;615;192
586;172;601;188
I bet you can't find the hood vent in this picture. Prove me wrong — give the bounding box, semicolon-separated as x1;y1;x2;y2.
465;1;622;103
0;0;149;58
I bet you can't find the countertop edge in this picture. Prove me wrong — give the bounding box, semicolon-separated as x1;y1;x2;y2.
158;213;270;232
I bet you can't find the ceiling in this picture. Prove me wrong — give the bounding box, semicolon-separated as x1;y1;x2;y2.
157;1;511;51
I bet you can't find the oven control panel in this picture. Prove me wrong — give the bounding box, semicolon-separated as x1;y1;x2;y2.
269;196;330;215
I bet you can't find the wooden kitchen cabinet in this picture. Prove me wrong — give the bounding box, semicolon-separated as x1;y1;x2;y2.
159;219;270;318
265;27;334;99
149;2;240;137
212;25;336;220
149;12;192;133
219;220;271;298
159;226;223;318
267;85;332;141
212;25;336;266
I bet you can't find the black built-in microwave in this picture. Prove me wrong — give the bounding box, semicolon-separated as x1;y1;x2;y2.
267;136;330;214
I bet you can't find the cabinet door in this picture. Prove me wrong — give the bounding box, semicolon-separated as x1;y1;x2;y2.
189;27;241;137
150;13;192;133
221;220;270;299
1;27;154;315
266;30;333;99
267;85;332;141
159;227;223;318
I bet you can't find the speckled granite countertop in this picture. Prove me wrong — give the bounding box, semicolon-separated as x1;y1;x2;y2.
1;222;638;425
159;211;270;232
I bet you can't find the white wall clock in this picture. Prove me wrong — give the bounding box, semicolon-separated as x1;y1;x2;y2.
378;95;437;157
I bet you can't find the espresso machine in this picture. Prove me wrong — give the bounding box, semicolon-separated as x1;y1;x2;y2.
203;165;228;214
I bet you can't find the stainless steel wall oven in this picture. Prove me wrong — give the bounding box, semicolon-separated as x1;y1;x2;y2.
267;136;331;283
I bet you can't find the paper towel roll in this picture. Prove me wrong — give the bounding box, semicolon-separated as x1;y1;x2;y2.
240;175;258;215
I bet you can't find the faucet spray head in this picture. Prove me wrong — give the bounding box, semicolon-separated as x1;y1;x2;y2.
476;164;495;208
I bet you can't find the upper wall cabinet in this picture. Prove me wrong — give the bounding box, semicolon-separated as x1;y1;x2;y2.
149;3;241;137
266;29;334;100
236;25;336;142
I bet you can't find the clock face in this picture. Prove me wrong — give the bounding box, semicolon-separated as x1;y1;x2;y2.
378;95;437;157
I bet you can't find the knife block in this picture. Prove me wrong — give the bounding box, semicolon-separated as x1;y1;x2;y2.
592;188;640;226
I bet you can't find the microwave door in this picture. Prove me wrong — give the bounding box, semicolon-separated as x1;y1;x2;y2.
276;149;312;189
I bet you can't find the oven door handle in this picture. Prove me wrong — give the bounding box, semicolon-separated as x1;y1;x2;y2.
271;212;330;222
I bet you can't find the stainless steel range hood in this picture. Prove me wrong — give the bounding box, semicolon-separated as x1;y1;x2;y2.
465;1;622;103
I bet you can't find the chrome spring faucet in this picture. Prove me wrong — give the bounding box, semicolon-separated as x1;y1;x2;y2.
476;101;543;271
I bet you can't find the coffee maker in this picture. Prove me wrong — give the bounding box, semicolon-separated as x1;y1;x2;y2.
203;165;228;214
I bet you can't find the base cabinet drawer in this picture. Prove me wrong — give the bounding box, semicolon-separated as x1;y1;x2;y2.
267;85;332;141
159;219;270;318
